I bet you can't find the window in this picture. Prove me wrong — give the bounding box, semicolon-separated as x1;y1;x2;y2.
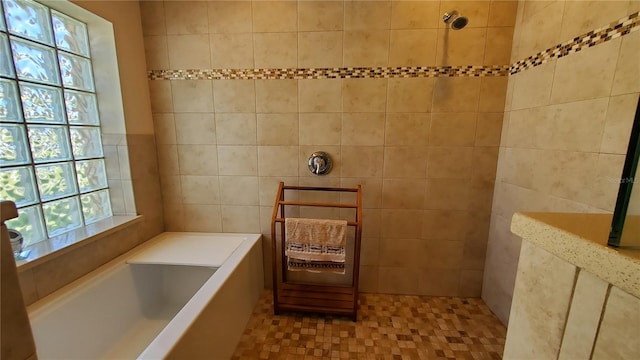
0;0;111;247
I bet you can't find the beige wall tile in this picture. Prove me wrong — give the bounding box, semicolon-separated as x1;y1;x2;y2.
430;113;477;146
175;113;216;145
341;113;386;146
503;241;577;359
382;178;426;209
479;76;508;112
215;113;257;145
601;94;637;154
427;147;474;179
475;113;503;146
387;78;434;113
343;30;390;67
458;269;483;297
418;269;460;296
435;28;487;66
152;207;188;233
171;80;213;113
258;176;298;206
422;209;468;241
385;113;430;146
484;27;513;65
439;1;491;29
432;77;481;112
359;236;380;266
181;175;220;205
468;178;495;214
217;145;258;176
255;80;298;113
488;0;518;27
472;147;499;181
359;265;379;293
589;153;626;212
383;146;428;179
164;1;208;35
252;1;297;32
298;1;344;31
221;205;261;233
219;175;259;205
341;146;384;178
462;236;488;271
540;98;608;153
253;32;297;68
549;151;599;204
592;286;640;359
299;79;342;113
378;266;419;294
143;35;169;70
344;1;391;30
558;269;609;360
424;240;465;269
378;238;426;267
208;1;252;34
516;1;564;60
177;144;218;176
183;204;222;232
342;78;388;113
257;146;299;177
167;34;210;69
299;113;342;146
148;80;173;113
210;33;254;69
389;29;438;66
550;38;621;104
214;80;256;113
390;1;440;29
381;209;423;239
160;175;182;204
341;177;383;209
510;61;555;110
257;113;299;146
560;1;630;41
157;144;180;175
298;31;343;68
612;30;640;95
425;178;470;210
153;113;176;145
139;1;165;35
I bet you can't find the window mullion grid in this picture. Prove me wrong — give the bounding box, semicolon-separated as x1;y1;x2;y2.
52;30;89;229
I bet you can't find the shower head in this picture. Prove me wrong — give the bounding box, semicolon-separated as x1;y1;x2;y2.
443;11;469;30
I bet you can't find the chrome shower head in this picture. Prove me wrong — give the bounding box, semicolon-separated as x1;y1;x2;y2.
443;11;469;30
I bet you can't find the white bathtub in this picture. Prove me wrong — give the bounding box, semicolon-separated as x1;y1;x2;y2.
27;232;264;360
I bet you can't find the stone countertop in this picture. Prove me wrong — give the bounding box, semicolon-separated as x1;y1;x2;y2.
511;212;640;298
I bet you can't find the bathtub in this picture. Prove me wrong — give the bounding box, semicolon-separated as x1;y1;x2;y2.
27;232;263;360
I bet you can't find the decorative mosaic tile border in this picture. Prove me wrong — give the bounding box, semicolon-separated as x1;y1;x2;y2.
509;11;639;75
148;65;510;80
148;11;639;81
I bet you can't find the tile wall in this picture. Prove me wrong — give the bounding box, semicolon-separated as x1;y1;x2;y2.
141;0;517;296
483;0;640;324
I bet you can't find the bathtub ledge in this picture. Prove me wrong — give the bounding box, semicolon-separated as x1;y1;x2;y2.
17;215;142;271
511;212;640;298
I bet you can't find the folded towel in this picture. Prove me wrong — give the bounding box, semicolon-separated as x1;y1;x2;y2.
285;218;347;273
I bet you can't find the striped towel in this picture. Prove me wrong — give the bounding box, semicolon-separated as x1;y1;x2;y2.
285;218;347;274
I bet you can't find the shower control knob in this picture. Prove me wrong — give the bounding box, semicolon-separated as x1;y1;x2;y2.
308;151;332;175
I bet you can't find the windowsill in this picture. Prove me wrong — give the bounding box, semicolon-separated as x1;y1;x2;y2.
16;215;142;271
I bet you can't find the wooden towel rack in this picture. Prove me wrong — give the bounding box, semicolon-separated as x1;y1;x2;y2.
270;182;363;321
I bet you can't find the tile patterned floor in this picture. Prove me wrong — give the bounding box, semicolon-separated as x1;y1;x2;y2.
232;291;506;359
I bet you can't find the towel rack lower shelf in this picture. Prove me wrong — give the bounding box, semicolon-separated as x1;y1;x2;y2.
270;182;363;321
